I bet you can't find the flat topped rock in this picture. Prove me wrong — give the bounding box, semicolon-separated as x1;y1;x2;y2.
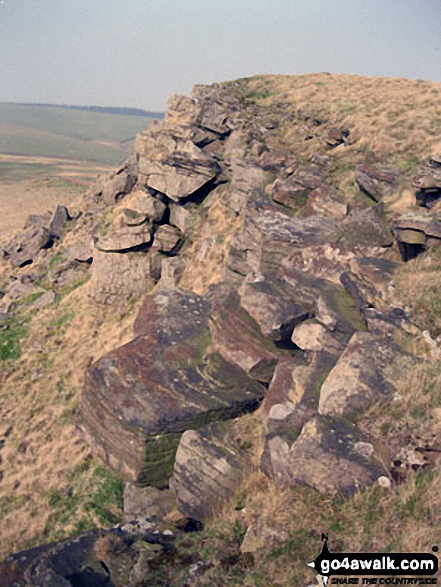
80;289;264;485
393;210;441;239
94;224;153;252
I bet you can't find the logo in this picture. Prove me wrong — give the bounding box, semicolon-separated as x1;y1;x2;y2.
307;534;439;585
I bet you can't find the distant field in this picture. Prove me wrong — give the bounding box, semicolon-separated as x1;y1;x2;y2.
0;103;162;166
0;154;111;236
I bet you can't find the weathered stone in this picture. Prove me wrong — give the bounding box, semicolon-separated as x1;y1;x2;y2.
318;332;409;419
291;321;341;353
90;250;154;305
209;286;279;383
338;204;393;248
123;484;176;522
171;420;250;521
164;94;200;126
139;139;220;202
169;205;193;234
238;273;311;342
269;179;307;210
280;268;367;335
7;227;51;268
393;210;441;259
262;353;336;435
305;186;348;219
79;290;264;485
281;244;385;283
355;164;399;202
348;256;398;306
115;190;166;225
95;224;153;252
91;167;137;205
226;162;268;214
315;295;338;330
262;415;388;496
48;205;70;238
159;257;186;289
67;241;94;263
236;208;340;274
152;225;183;254
414;165;441;208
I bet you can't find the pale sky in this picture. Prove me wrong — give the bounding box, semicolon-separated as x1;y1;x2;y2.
0;0;440;111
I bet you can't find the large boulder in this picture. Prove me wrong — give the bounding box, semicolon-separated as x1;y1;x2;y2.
171;420;251;521
208;287;279;383
79;290;264;486
5;226;52;269
338;204;393;248
94;224;153;252
355;164;399;202
318;332;411;419
89;166;138;205
238;272;312;342
89;249;154;305
229;208;340;275
138;135;221;202
262;415;388;496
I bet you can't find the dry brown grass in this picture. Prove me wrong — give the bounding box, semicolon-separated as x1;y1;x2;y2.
0;278;142;557
238;73;441;164
0;154;109;237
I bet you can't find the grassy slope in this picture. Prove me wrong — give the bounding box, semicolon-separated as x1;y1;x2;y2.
0;103;161;165
1;74;441;583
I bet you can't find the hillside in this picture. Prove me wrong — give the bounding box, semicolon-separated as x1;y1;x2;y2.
0;73;441;586
0;103;163;165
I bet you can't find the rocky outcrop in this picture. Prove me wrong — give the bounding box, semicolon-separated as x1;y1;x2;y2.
4;78;438;573
78;289;264;487
0;74;441;585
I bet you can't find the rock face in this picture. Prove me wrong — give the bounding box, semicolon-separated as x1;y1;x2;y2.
78;289;264;486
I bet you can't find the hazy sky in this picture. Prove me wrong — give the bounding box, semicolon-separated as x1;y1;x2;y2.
0;0;440;111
